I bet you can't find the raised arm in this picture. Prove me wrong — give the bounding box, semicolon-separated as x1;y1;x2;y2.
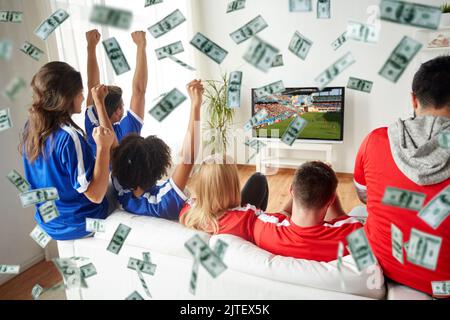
130;31;148;120
171;80;204;191
92;84;119;150
86;29;101;107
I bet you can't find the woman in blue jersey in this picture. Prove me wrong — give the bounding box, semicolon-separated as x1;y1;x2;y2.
20;61;115;240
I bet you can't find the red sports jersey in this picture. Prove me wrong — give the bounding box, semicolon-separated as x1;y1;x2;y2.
253;213;363;262
179;203;262;242
354;128;450;295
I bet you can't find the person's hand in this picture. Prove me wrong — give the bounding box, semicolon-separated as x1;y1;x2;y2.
92;126;114;150
187;79;204;109
86;29;101;49
131;31;146;47
91;84;109;105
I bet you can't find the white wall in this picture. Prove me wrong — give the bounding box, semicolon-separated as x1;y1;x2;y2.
191;0;444;173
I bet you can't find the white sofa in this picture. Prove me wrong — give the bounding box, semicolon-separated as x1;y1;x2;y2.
57;210;394;300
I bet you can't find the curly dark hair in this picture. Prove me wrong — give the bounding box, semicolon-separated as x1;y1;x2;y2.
112;134;172;191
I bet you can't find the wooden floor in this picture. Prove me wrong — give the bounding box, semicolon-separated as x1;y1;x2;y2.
0;165;360;300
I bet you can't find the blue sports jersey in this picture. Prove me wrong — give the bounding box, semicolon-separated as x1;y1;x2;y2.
85;105;143;154
23;125;108;240
112;177;187;220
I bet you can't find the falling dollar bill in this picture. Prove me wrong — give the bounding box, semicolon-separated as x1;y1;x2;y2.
80;263;97;279
3;77;26;101
230;15;268;44
245;139;267;163
227;71;242;108
31;284;43;300
418;186;450;230
86;218;106;233
90;5;132;30
185;235;227;278
189;258;199;295
431;281;450;298
254;81;285;99
213;240;229;261
142;252;152;264
315;52;355;90
281;116;308;146
190;32;228;64
34;9;69;40
289;0;312;12
407;228;442;271
7;169;30;193
346;21;380;44
243;36;279;72
126;291;144;300
38;201;59;223
136;268;152;298
271;54;284;67
148;9;186;38
379;36;422;83
382;187;426;211
155;41;184;60
317;0;331;19
438;132;450;149
346;228;377;272
380;0;442;30
0;108;12;132
107;223;131;254
331;32;347;51
30;225;52;248
53;258;82;289
244;109;268;131
289;31;313;60
164;54;196;71
0;11;23;23
103;37;131;76
20;187;59;208
20;41;44;61
0;265;20;274
347;77;373;93
149;88;187;122
337;241;346;291
391;223;404;264
0;39;12;60
145;0;163;7
227;0;246;13
128;257;157;276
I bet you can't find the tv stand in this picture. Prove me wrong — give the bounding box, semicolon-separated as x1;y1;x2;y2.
254;138;334;175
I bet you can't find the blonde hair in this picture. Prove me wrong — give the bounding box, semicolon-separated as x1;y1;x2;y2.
180;155;241;234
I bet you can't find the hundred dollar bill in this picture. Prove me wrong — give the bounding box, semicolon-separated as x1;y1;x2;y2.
281;116;308;146
315;52;355;91
0;11;23;23
243;36;279;72
227;71;242;108
331;32;347;51
418;186;450;230
317;0;331;19
380;0;442;30
126;291;144;300
86;218;106;233
7;169;30;193
136;268;152;297
128;257;157;276
149;88;187;122
30;225;51;248
20;187;59;208
337;241;346;291
227;0;246;13
34;9;69;40
230;15;268;44
271;54;284;67
289;31;313;60
407;228;442;271
289;0;312;12
254;81;285;99
53;258;82;289
190;32;228;64
0;265;20;274
148;9;186;38
0;108;13;132
145;0;163;7
0;39;12;60
31;284;43;300
244;109;268;131
431;281;450;298
189;258;199;295
143;252;152;264
382;186;425;211
346;228;377;272
379;36;422;83
245;139;267;163
80;263;97;279
347;77;373;93
391;223;404;264
90;5;132;30
185;235;227;278
103;37;131;76
346;21;380;44
38;201;59;224
20;41;44;61
164;53;196;71
213;240;229;261
155;41;184;60
438;132;450;149
3;77;26;101
107;223;131;254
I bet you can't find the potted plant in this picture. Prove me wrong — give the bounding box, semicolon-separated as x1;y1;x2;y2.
441;3;450;27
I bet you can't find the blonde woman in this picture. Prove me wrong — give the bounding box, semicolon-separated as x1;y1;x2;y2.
179;155;269;242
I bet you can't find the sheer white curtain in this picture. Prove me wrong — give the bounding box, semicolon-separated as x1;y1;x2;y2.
49;0;196;157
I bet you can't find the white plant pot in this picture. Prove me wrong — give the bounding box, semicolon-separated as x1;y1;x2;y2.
441;13;450;28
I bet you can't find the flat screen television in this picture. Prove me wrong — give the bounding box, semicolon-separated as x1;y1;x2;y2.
251;87;345;143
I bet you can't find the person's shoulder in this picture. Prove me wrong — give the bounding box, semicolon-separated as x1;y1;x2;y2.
323;215;364;229
367;127;388;140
